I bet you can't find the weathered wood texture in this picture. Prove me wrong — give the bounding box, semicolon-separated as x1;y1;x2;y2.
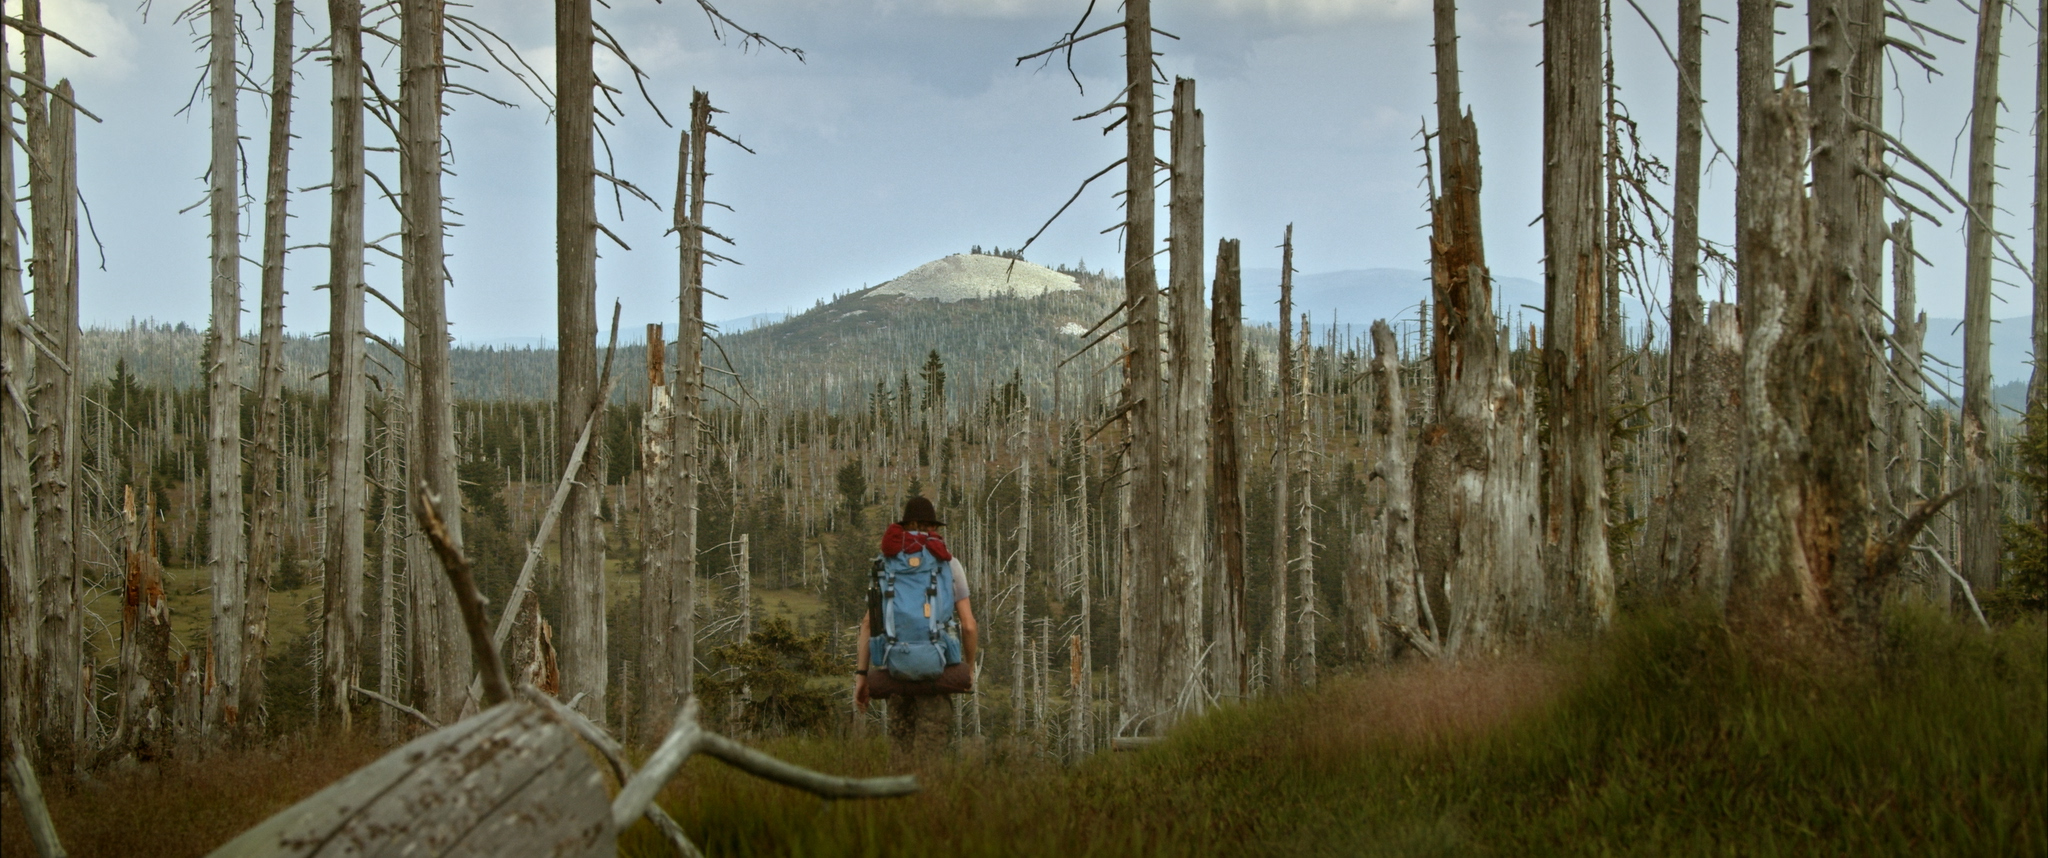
1208;238;1247;699
1290;316;1315;686
639;324;675;742
1541;0;1613;630
1268;225;1294;690
322;0;369;729
1887;220;1936;603
206;0;249;731
670;91;713;720
1960;0;2003;595
2034;0;2046;411
113;488;175;760
0;17;34;763
0;16;33;764
1366;321;1417;659
402;0;470;723
1116;0;1169;734
206;702;613;858
32;77;81;766
246;0;298;726
1165;77;1209;715
1660;0;1739;604
557;0;606;726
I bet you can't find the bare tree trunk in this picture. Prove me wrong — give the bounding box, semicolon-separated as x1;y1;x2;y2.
1014;448;1030;735
401;0;468;723
116;488;174;759
1291;318;1315;685
1888;219;1934;603
1960;0;2003;596
639;324;673;742
1660;0;1706;599
32;74;81;766
2033;0;2046;412
206;0;249;732
1542;0;1613;629
1851;0;1888;500
245;0;298;727
670;92;711;711
0;19;38;756
321;0;369;730
1367;321;1419;652
376;401;402;739
1116;0;1167;733
1269;225;1294;689
1208;239;1247;699
1165;77;1209;716
557;0;606;724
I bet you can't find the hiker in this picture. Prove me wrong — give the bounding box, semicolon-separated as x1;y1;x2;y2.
855;496;978;752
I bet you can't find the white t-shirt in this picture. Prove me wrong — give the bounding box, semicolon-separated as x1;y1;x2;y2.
947;558;970;600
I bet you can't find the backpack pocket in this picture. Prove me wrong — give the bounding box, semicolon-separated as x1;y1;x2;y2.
943;631;963;666
884;640;947;682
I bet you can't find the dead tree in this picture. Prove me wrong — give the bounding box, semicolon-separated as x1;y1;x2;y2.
2034;0;2046;411
1;16;37;762
1269;225;1294;689
1543;0;1613;629
663;91;715;730
638;324;674;742
402;0;470;724
1291;316;1315;687
245;0;299;727
31;76;81;765
1657;0;1743;605
1208;238;1247;699
1415;0;1540;656
205;0;249;731
113;488;174;759
1164;76;1209;715
322;0;369;729
1366;320;1420;654
1959;0;2003;596
557;0;607;724
1888;219;1933;602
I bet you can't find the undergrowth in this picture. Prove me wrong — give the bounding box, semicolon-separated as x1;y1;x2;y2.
635;607;2045;857
4;609;2039;857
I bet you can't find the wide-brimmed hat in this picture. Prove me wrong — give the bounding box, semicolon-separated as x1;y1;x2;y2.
900;496;945;527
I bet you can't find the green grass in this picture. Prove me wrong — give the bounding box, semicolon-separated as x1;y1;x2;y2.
7;608;2038;857
633;608;2046;857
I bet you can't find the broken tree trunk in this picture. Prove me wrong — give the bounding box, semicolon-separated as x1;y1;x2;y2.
1368;319;1421;653
1888;219;1934;604
206;0;249;732
1542;0;1614;631
1960;0;2003;597
557;0;607;725
1292;316;1316;687
639;324;674;743
1208;238;1248;699
32;77;80;767
114;487;174;760
321;0;370;730
245;0;298;727
1165;76;1209;716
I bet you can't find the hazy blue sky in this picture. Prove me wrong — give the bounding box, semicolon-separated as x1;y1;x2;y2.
16;0;2042;343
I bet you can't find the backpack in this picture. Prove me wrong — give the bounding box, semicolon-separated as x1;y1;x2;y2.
869;538;962;683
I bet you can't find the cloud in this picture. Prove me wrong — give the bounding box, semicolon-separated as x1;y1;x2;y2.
6;0;138;82
1206;0;1426;21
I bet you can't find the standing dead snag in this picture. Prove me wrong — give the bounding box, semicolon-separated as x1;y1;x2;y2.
1414;0;1540;657
402;0;471;723
1270;226;1295;690
658;90;716;737
1959;0;2003;598
31;76;81;767
639;323;675;742
557;0;607;725
1366;319;1420;654
0;17;38;768
205;0;249;732
245;0;299;727
1209;238;1248;699
1887;220;1934;603
1164;76;1209;715
322;0;370;730
1541;0;1613;630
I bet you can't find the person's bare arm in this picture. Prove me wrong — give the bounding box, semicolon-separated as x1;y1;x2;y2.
855;610;872;711
955;598;978;670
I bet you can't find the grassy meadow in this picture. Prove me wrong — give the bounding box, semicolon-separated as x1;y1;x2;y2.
6;607;2041;857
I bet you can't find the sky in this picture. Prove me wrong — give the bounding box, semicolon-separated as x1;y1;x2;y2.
14;0;2044;345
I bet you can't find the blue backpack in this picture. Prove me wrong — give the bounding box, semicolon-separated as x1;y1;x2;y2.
870;540;962;682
